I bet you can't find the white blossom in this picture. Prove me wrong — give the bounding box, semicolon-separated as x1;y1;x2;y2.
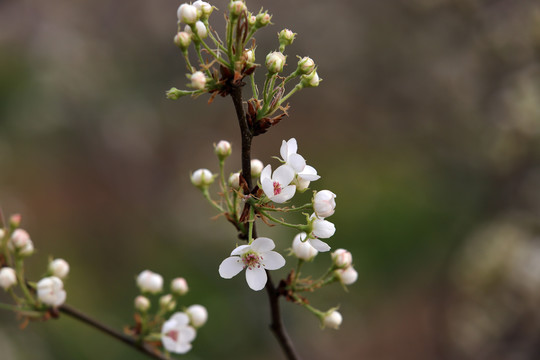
313;190;336;218
292;232;318;261
219;237;286;291
250;159;264;177
186;304;208;327
174;31;191;50
49;258;70;279
0;267;17;290
191;168;214;188
260;164;296;203
134;295;151;312
297;56;315;75
214;140;231;159
190;71;207;90
302;214;336;252
301;71;320;87
171;277;189;296
193;1;213;18
323;310;342;329
161;312;197;354
37;276;66;307
177;4;199;24
9;229;34;256
331;249;352;268
335;266;358;285
229;1;246;17
137;270;163;294
280;139;320;189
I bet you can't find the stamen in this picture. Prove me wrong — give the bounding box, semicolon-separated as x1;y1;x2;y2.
273;181;282;196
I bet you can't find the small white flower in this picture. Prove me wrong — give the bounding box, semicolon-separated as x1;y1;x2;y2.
323;310;342;329
190;71;207;90
214;140;232;159
250;159;264;178
186;304;208;327
228;172;241;190
134;295;151;312
37;276;66;307
171;277;189;296
137;270;163;294
194;21;208;39
311;215;336;239
313;190;336;218
280;138;320;188
191;169;214;188
219;237;286;291
161;312;197;354
292;165;319;192
265;51;286;73
292;233;318;261
331;249;352;268
49;258;70;279
0;267;17;290
177;3;199;24
335;266;358;285
260;164;296;203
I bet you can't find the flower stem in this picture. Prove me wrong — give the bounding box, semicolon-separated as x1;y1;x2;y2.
258;209;308;231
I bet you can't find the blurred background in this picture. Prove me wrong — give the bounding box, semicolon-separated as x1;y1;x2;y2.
1;0;540;359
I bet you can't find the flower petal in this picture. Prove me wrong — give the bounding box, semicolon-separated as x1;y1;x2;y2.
170;312;190;326
261;178;274;199
312;218;336;238
261;251;286;270
178;326;197;343
245;266;267;291
273;164;295;186
280;140;288;161
286;138;297;156
260;164;272;181
308;238;331;252
219;257;244;279
172;342;192;354
299;165;320;181
231;245;250;256
251;237;275;252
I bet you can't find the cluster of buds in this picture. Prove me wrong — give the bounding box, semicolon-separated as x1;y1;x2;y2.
132;270;207;355
0;215;70;318
191;138;355;328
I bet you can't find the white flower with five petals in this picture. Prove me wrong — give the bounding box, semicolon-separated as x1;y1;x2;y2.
161;312;197;354
260;164;296;203
219;237;286;291
280;138;320;190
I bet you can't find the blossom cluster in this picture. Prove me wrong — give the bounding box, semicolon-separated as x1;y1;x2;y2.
133;270;207;355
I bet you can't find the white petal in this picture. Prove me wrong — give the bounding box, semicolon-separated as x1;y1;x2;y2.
308;238;331;252
280;140;288;160
272;185;296;203
261;251;286;270
260;164;272;181
261;178;275;198
245;266;267;291
172;342;192;354
273;165;295;186
312;219;336;238
231;245;250;256
219;257;244;278
170;312;190;326
178;326;197;343
251;237;275;252
288;153;306;173
287;138;298;156
299;166;320;181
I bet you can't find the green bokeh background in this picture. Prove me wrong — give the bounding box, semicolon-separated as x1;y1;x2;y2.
1;0;540;359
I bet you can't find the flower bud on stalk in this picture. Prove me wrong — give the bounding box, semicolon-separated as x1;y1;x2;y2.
174;31;192;51
331;249;352;268
177;4;199;24
255;12;271;28
166;88;192;100
278;29;296;51
313;190;336;218
292;232;318;261
190;71;207;90
297;56;315;75
9;229;34;257
214;140;232;160
250;159;264;178
160;294;177;312
135;295;151;312
137;270;164;294
247;14;256;26
193;0;213;20
265;51;286;73
323;310;342;329
228;172;241;190
37;276;66;307
243;49;255;65
335;266;358;285
49;258;70;279
229;1;246;18
171;277;189;296
9;214;22;229
191;169;215;188
0;267;17;290
300;70;320;88
194;21;208;39
186;304;208;327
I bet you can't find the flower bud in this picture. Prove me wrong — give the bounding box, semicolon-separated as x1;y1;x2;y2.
49;258;70;279
250;159;264;178
186;304;208;327
301;71;320;88
311;215;336;239
297;56;315;75
323;310;342;329
248;14;256;26
177;3;199;24
190;71;207;90
0;229;5;239
160;294;177;312
134;295;151;312
9;214;22;228
278;29;295;47
137;270;164;294
37;276;66;307
193;0;213;19
228;172;241;190
166;87;191;100
214;140;232;160
243;49;255;65
313;190;336;218
331;249;352;268
335;266;358;285
292;232;318;261
265;51;286;73
174;31;192;51
184;24;193;35
255;12;271;27
195;21;208;39
191;168;215;188
0;267;17;290
229;1;246;17
171;277;189;296
9;229;34;257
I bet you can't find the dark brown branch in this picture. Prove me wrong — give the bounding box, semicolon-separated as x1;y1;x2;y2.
59;304;168;360
229;84;300;360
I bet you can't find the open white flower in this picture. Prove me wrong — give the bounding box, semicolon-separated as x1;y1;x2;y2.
301;214;336;252
161;312;197;354
260;164;296;203
219;237;286;291
37;276;66;307
292;232;318;260
280;138;320;190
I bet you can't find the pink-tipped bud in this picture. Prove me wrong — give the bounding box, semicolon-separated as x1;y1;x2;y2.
174;32;192;51
0;267;17;290
134;295;151;312
214;140;232;160
171;277;189;296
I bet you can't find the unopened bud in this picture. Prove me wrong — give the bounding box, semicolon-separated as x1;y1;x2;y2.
292;232;318;261
265;51;286;73
177;3;199;24
160;294;177;312
174;31;192;50
214;140;232;160
248;14;256;26
297;56;315;75
195;21;208;39
300;71;320;88
229;1;246;17
193;1;213;19
171;277;189;296
186;304;208;327
0;267;17;290
166;87;191;100
191;169;215;188
134;295;151;312
49;258;70;279
278;29;296;48
255;12;271;27
335;266;358;285
250;159;264;178
323;310;342;329
228;172;241;190
137;270;164;294
313;190;336;218
243;49;255;65
190;71;207;90
9;214;21;228
9;229;34;257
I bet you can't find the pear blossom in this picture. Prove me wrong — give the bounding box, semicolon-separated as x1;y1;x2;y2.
137;270;163;294
335;266;358;285
177;4;199;24
229;1;246;17
134;295;151;312
260;164;296;203
265;51;286;73
332;249;352;268
161;312;197;354
301;214;336;252
186;304;208;327
193;1;213;19
9;229;35;256
219;237;286;291
174;31;191;50
0;267;17;290
323;310;342;329
171;277;189;296
191;168;215;188
37;276;66;307
194;21;208;39
251;159;264;177
228;172;241;190
292;232;318;261
297;56;315;75
313;190;336;218
292;165;319;192
49;258;70;279
214;140;232;160
190;71;207;90
280;138;320;187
